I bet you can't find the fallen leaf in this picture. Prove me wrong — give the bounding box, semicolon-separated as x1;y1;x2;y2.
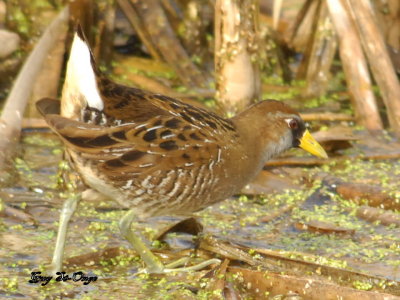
295;220;355;235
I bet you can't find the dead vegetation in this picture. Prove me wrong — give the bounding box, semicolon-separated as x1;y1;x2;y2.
0;0;400;298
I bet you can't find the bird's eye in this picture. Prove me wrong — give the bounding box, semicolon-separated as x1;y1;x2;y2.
288;119;298;130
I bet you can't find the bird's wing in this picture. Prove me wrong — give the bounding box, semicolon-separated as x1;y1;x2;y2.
37;98;235;176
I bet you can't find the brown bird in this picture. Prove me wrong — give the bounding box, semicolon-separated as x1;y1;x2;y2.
37;26;327;274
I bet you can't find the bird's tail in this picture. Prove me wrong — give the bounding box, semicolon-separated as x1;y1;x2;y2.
60;25;104;120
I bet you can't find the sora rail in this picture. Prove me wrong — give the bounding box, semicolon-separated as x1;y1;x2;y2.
37;26;327;273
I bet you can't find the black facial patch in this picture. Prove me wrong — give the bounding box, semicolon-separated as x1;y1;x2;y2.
292;120;306;147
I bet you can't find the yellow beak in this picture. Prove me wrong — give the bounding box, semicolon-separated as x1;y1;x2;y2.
299;130;328;158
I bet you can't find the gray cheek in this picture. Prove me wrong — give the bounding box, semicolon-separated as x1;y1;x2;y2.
262;131;293;162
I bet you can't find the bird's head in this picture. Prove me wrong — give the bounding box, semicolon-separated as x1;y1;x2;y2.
232;100;328;161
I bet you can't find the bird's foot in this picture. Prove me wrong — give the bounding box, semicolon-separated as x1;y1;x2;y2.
142;257;220;274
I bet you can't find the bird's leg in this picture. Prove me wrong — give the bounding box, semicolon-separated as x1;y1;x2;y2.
50;160;81;274
119;209;221;274
50;193;80;274
119;209;165;273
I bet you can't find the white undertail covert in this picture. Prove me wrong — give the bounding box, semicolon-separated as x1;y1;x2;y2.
61;31;103;119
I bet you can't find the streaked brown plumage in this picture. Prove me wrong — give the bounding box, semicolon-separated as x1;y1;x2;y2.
37;26;327;273
38;95;305;217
